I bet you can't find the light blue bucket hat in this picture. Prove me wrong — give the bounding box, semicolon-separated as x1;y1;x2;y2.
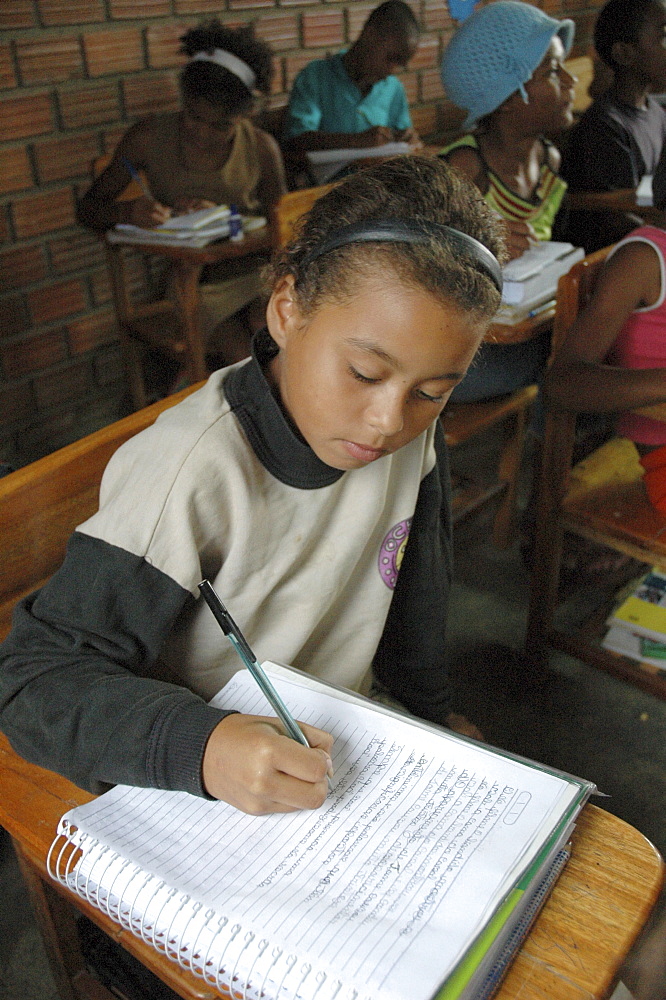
441;1;575;129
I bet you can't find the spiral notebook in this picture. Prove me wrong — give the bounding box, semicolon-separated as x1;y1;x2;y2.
47;663;594;1000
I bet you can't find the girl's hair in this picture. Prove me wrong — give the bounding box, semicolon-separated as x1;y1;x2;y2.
268;156;507;321
179;21;273;113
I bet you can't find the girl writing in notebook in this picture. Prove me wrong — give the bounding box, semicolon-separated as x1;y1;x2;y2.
77;20;287;368
0;157;505;816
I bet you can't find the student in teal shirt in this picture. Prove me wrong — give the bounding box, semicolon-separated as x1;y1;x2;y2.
285;0;421;153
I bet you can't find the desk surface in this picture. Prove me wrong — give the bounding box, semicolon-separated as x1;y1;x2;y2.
0;733;662;1000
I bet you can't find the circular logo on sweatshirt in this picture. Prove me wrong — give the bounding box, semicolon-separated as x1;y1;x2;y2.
378;518;412;589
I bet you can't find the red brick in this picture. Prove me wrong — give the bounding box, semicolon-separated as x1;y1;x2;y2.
303;9;344;48
228;0;276;8
89;266;112;306
68;308;117;354
28;278;87;325
0;44;16;89
34;133;100;184
0;2;36;29
102;125;129;154
347;3;375;38
0;244;48;290
50;230;105;275
398;71;418;103
123;73;179;118
33;358;92;410
423;0;454;32
146;23;191;69
2;329;69;379
12;188;76;239
58;81;120;129
410;36;439;70
0;146;32;195
17;36;84;85
0;294;30;338
254;13;299;51
109;0;171;17
270;55;284;96
38;0;105;25
175;0;235;12
0;382;35;426
0;91;52;141
84;27;144;77
420;68;445;102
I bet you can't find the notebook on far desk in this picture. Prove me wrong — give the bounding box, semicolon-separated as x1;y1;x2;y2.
48;662;595;1000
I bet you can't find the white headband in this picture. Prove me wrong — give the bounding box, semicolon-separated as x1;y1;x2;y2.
190;49;256;91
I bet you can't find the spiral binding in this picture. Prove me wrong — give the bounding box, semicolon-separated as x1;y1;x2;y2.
48;823;374;1000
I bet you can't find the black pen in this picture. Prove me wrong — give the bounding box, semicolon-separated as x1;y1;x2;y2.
198;580;333;788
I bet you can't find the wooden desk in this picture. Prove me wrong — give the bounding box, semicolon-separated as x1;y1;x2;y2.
487;302;556;345
0;732;662;1000
106;227;273;406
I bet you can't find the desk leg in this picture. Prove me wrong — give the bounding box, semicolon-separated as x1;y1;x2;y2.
12;839;116;1000
171;262;208;386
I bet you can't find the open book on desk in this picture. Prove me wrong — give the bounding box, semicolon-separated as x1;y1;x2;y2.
306;142;411;184
48;662;595;1000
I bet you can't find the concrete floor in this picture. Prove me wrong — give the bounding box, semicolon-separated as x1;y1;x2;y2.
1;433;665;1000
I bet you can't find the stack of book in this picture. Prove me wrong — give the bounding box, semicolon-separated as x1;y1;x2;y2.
602;567;666;671
494;241;584;324
107;204;266;248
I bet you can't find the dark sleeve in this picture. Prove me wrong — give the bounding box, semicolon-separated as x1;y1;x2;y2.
561;113;642;191
372;423;453;723
0;532;234;797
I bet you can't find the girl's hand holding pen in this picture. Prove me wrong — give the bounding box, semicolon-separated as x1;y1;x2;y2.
202;714;334;815
500;218;537;260
127;195;172;229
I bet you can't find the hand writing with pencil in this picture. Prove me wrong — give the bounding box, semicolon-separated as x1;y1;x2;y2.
500;218;537;261
202;714;334;814
127;196;172;228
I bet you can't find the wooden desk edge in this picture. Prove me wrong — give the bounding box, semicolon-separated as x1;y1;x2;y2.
0;734;663;1000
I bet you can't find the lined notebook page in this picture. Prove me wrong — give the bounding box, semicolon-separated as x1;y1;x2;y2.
57;665;585;1000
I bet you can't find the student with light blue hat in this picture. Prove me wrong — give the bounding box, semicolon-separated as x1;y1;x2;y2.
438;1;576;411
441;1;575;131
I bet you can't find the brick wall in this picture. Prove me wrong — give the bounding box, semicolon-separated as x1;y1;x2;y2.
0;0;604;467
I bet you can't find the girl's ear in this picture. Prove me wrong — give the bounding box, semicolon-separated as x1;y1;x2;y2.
266;274;301;349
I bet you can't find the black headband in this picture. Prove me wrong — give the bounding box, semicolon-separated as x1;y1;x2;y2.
299;219;503;295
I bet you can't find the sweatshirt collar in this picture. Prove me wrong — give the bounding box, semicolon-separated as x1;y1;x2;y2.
223;329;344;489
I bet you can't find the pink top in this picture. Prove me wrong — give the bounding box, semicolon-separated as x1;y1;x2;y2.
608;225;666;445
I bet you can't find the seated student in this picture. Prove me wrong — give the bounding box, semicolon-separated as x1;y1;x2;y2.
78;20;287;370
547;201;666;473
439;0;575;405
0;156;505;815
284;0;421;155
558;0;666;254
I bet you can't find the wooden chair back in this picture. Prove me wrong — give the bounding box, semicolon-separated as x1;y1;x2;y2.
0;385;201;643
269;184;334;248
